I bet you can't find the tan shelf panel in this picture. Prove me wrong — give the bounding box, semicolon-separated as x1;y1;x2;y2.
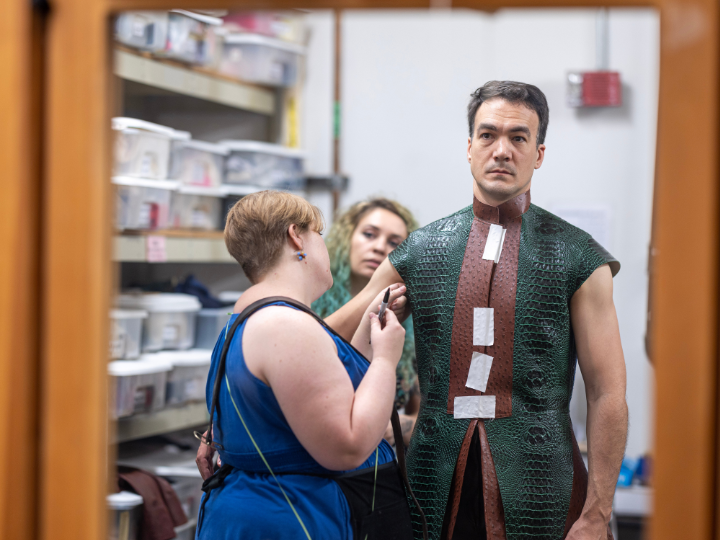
114;233;235;263
114;48;274;115
114;402;209;444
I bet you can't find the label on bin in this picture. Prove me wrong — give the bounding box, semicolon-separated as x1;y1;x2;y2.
162;324;179;342
146;235;167;262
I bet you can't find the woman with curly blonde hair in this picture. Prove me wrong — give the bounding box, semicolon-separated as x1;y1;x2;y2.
313;198;420;446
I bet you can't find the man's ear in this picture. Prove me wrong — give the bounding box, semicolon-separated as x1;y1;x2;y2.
467;136;472;163
535;144;546;170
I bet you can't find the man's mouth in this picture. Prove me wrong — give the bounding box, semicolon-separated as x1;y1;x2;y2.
489;169;512;175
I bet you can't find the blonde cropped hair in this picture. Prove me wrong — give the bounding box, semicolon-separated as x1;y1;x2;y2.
225;191;325;283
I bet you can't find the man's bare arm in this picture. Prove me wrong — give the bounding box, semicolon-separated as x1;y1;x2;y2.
567;264;628;539
325;258;405;341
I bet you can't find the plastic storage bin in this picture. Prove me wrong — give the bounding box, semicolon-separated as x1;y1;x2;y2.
117;293;202;352
222;12;307;43
115;11;169;52
195;309;232;349
113;118;177;180
107;491;144;540
109;358;172;418
169;193;222;230
110;310;148;359
168;475;203;521
219;33;305;87
115;183;173;231
170;140;228;187
173;520;197;540
155;349;212;406
221;140;305;189
161;10;222;65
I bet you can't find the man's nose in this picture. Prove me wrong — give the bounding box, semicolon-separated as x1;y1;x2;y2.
492;138;511;161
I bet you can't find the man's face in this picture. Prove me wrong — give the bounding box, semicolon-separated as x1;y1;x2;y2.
467;98;545;205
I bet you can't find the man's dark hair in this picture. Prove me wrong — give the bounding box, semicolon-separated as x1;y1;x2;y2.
467;81;549;146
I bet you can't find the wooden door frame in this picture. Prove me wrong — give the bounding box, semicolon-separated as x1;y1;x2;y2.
31;0;718;539
0;0;44;538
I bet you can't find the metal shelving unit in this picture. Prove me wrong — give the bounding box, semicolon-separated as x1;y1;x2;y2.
114;233;235;263
114;48;275;115
114;402;209;444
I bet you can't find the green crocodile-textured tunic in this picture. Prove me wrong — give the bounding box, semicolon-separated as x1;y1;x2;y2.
389;201;618;540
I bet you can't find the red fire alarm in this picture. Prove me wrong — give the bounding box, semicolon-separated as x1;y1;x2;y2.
567;71;622;107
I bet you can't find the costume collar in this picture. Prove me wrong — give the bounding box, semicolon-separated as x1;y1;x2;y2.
472;190;531;225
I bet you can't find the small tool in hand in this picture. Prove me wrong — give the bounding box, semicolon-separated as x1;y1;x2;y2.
378;287;391;324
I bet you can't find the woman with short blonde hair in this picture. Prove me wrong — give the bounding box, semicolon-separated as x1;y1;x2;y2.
196;191;415;539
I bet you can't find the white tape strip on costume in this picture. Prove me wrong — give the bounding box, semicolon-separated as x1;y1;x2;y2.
465;352;493;392
482;224;507;264
473;307;494;347
453;395;496;419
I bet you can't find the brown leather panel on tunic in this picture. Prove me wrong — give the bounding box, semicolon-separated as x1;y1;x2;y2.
443;419;479;540
447;194;525;417
482;213;522;417
478;420;507;540
446;218;494;413
562;429;588;538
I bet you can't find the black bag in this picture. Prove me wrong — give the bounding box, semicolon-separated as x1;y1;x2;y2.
197;297;427;540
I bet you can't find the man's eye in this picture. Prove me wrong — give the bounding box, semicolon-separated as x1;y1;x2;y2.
480;133;491;139
514;136;526;142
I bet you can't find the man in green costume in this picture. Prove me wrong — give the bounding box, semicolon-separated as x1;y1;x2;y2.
329;81;628;540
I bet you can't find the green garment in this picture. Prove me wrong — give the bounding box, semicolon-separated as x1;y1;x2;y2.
389;203;618;540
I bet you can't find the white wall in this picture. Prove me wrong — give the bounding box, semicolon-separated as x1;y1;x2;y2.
303;8;659;457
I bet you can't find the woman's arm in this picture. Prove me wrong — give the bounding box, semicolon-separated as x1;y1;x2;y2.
243;306;405;471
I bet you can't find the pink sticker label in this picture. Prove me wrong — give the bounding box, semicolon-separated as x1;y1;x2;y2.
146;235;167;262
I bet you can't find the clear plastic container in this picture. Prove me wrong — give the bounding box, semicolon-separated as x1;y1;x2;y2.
173;519;197;540
154;349;212;406
161;10;222;65
107;491;144;540
110;310;148;359
115;182;173;231
221;140;305;189
113;118;178;180
195;309;232;349
115;11;169;52
170;140;228;187
219;33;305;87
222;12;307;43
168;475;203;521
117;293;202;352
108;358;172;418
169;192;222;230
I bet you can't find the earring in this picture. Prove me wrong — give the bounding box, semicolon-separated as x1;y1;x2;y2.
297;251;307;261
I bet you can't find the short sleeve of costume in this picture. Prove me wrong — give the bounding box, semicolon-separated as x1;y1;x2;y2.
388;230;416;282
571;236;621;296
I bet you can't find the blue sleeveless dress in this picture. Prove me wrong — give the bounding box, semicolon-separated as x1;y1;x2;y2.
196;301;396;540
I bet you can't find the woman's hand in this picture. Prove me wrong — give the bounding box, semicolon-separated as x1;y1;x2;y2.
368;309;405;366
351;284;407;358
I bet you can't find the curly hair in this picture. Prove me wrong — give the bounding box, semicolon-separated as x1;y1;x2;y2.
312;198;419;407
